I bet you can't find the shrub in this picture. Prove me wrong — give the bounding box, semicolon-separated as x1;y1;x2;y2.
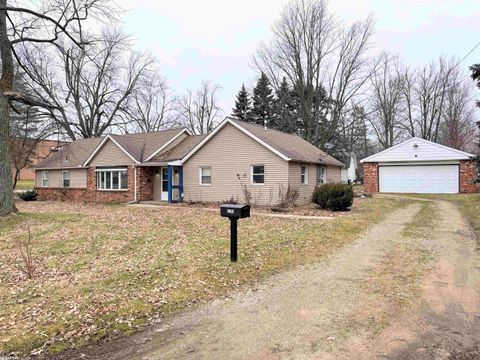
18;189;38;201
312;183;353;211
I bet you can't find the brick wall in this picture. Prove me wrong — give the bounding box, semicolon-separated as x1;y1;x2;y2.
459;160;478;194
363;162;378;192
137;167;154;201
37;165;147;203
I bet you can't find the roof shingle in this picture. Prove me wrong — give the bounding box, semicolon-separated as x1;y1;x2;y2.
230;119;344;167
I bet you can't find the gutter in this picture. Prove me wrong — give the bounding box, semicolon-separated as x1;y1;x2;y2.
126;166;138;204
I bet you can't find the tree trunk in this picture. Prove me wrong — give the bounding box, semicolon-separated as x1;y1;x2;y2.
0;0;16;216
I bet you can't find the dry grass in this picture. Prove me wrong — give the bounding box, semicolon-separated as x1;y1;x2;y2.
14;180;35;190
0;197;406;356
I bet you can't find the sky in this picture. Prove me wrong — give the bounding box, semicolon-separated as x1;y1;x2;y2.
116;0;480;114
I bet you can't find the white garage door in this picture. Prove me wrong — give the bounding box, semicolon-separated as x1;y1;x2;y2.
378;165;459;194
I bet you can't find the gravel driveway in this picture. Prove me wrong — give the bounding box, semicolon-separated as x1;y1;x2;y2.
54;199;480;360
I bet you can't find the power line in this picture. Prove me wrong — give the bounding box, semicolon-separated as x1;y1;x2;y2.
457;40;480;68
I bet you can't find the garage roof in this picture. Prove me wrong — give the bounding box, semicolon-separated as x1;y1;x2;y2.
361;137;475;163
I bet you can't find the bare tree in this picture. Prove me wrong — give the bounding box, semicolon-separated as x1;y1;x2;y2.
125;74;175;133
254;0;374;147
368;53;404;149
175;81;222;135
0;0;110;216
19;29;154;140
400;57;457;141
438;78;478;152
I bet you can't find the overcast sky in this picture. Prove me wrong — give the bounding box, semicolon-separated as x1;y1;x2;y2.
117;0;480;114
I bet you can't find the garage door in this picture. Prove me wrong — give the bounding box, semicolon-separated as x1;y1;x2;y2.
378;165;459;194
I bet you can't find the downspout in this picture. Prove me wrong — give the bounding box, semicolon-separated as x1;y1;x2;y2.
126;165;138;204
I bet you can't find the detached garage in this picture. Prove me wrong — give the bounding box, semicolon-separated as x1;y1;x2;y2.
361;138;477;194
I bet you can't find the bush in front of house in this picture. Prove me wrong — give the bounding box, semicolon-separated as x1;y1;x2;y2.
18;189;38;202
312;183;353;211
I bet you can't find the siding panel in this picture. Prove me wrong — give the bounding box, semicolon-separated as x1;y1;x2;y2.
183;123;288;206
35;169;87;188
89;140;133;166
288;163;316;205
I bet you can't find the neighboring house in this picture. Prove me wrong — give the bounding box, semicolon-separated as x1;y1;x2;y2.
12;139;67;181
34;118;344;205
361;137;477;194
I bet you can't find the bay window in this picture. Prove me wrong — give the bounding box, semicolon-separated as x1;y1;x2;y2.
96;169;128;190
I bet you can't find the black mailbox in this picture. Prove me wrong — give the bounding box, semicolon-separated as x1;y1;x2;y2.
220;204;250;219
220;204;250;262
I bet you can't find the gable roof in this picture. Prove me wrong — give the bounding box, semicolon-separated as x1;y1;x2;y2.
182;118;344;167
83;128;187;166
361;137;476;163
33;138;103;170
151;135;207;162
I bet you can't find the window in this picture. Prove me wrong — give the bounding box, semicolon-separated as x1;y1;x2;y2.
199;167;211;185
41;171;49;187
96;169;128;190
301;165;308;185
251;165;265;185
317;166;326;185
62;171;70;188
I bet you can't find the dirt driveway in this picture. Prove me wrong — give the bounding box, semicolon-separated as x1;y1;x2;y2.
56;199;480;360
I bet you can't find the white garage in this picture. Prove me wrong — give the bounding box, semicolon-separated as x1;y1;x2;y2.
361;137;476;194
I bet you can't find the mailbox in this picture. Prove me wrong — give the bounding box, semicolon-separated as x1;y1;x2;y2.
220;204;250;219
220;204;250;262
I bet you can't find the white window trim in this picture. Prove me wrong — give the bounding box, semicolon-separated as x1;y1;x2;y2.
199;166;212;186
251;164;265;185
317;166;326;185
301;165;309;185
62;170;70;188
41;171;49;187
96;169;129;191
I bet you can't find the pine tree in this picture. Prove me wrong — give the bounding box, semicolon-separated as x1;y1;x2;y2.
231;84;252;121
250;73;275;127
273;77;296;133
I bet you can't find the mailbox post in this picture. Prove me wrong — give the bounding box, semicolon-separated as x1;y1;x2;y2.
220;204;250;262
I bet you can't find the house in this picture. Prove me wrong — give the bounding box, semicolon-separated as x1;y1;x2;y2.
12;138;67;181
361;137;477;194
33;118;344;205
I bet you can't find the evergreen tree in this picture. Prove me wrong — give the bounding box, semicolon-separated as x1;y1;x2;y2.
250;72;275;127
273;77;297;133
231;84;252;121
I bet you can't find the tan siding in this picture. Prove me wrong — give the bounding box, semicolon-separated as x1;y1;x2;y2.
158;132;188;155
89;140;134;166
183;123;289;206
288;163;317;205
35;169;87;188
326;165;341;183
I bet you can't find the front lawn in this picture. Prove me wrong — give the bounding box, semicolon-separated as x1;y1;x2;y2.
14;180;35;190
0;197;406;356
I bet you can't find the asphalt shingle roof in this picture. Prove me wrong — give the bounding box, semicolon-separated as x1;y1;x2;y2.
33;138;103;169
230;119;344;167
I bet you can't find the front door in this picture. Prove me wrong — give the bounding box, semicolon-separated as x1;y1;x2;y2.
161;167;169;201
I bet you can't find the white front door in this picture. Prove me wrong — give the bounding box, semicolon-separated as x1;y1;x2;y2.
161;167;169;201
378;164;459;194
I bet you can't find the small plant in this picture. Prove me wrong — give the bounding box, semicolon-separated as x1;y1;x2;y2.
13;226;35;279
276;184;299;209
312;183;354;211
236;173;252;204
223;196;238;204
18;189;38;201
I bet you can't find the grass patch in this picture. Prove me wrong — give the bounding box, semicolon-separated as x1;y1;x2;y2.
402;201;437;238
14;180;34;190
0;197;408;356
